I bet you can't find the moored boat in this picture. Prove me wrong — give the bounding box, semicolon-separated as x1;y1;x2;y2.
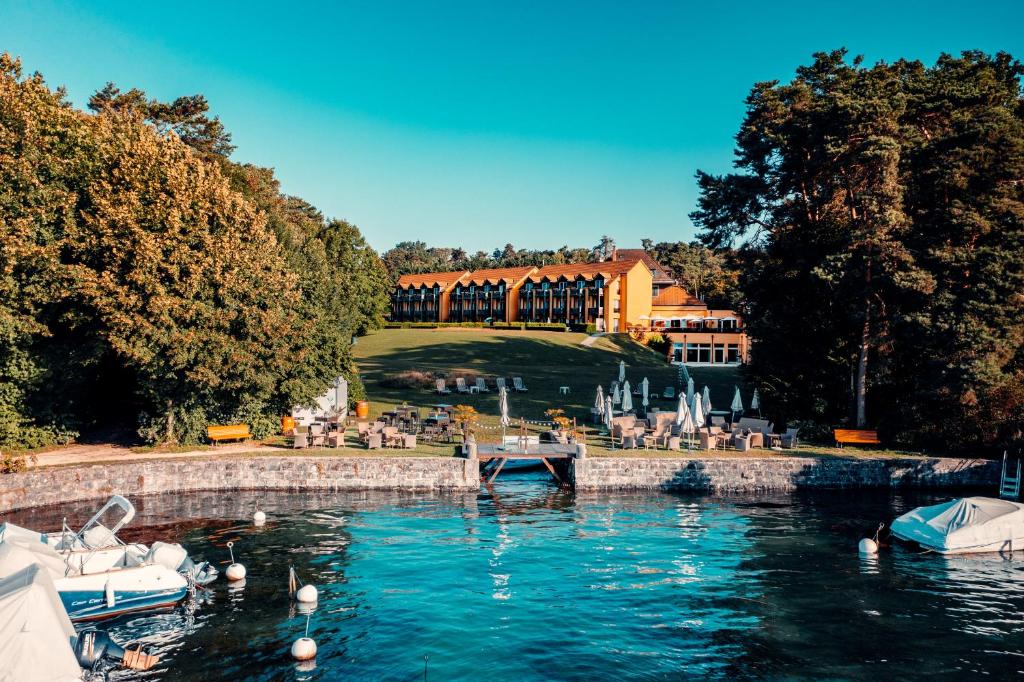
891;496;1024;554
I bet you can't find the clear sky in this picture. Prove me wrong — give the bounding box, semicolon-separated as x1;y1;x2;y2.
2;1;1022;252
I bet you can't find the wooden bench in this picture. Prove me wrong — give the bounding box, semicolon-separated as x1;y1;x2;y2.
207;423;251;444
834;429;880;448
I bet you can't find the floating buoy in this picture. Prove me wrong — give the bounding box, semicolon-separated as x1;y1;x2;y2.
226;541;247;581
291;637;317;661
289;566;318;603
858;538;879;555
253;501;266;526
291;613;317;661
296;584;318;603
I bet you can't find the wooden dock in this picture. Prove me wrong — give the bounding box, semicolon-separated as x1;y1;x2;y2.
476;444;577;485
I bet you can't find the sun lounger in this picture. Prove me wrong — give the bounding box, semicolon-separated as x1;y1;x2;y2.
456;377;470;393
436;379;451;395
663;387;675;399
475;378;491;393
495;377;507;391
512;377;528;392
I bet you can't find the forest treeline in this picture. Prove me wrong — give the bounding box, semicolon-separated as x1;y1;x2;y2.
691;49;1024;453
0;55;389;448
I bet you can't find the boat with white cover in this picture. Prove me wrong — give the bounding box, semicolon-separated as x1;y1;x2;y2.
0;495;216;620
890;496;1024;554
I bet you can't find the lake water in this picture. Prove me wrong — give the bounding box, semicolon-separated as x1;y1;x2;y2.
10;474;1024;680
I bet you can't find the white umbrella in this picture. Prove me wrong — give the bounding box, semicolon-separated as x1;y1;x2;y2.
594;385;605;412
605;395;615;449
498;386;510;445
691;393;705;429
676;394;695;449
641;378;649;410
686;377;695;405
702;385;711;416
612;383;622;406
730;386;744;422
621;380;633;413
618;361;626;383
751;388;761;417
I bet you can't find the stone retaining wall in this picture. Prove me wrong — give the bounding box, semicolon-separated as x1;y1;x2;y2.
0;457;480;512
570;456;999;492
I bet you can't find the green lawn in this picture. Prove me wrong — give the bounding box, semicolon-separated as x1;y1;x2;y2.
351;328;741;451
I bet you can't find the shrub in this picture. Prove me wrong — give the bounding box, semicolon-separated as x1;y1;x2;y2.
379;370;437;390
1;451;35;474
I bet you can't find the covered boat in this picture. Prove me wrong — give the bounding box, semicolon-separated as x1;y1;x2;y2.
0;563;82;682
891;496;1024;554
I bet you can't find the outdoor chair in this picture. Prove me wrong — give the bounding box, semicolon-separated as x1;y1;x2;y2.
512;377;528;392
495;377;508;391
292;432;308;449
436;379;451;395
382;426;399;447
402;434;417;449
310;424;326;448
663;387;675;399
367;433;382;450
456;378;470;393
747;431;764;448
734;434;752;452
327;430;344;448
475;378;491;393
699;429;717;450
781;428;800;448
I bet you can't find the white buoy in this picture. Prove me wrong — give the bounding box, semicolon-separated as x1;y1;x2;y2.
226;541;247;581
291;612;317;661
296;584;318;603
291;637;317;661
253;510;266;526
858;538;879;555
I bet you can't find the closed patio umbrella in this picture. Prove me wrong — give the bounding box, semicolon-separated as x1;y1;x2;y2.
730;386;744;423
686;377;695;405
612;383;622;406
702;386;711;416
751;388;761;417
641;378;649;410
605;395;615;449
499;386;511;444
618;361;626;383
676;394;695;449
621;380;633;413
594;385;605;412
691;393;705;430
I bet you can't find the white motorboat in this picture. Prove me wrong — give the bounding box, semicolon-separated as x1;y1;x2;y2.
891;496;1024;554
0;495;217;620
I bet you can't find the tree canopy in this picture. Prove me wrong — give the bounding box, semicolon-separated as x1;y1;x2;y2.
0;54;388;447
691;49;1024;453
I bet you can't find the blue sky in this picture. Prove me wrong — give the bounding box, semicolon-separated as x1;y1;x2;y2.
2;1;1022;252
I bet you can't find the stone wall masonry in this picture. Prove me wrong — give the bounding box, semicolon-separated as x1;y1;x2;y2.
0;457;480;513
570;456;999;493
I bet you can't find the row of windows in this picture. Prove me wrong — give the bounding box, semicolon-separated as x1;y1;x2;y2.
672;343;742;364
524;278;604;292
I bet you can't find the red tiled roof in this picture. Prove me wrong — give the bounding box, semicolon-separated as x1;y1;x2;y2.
611;249;675;282
527;259;642;282
396;270;468;288
458;266;536;285
652;285;705;307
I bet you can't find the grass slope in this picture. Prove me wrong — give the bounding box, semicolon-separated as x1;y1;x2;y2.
352;329;740;443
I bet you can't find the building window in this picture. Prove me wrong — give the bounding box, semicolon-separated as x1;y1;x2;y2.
722;318;736;330
713;344;726;364
672;343;684;363
433;285;440;295
594;277;604;289
727;344;740;363
576;280;585;289
525;282;533;291
613;300;620;312
669;318;682;329
686;343;711;363
558;281;566;290
541;281;550;291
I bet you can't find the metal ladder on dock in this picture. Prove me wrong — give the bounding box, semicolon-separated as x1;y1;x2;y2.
1000;451;1021;500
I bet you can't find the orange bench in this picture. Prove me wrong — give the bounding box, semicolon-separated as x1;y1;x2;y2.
207;423;251;444
834;429;880;448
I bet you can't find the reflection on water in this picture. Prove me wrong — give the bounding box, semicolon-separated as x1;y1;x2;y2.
7;476;1024;680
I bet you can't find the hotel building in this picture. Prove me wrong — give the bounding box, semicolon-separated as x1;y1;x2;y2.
388;252;749;366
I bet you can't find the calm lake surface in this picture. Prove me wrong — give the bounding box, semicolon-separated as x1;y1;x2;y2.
11;474;1024;680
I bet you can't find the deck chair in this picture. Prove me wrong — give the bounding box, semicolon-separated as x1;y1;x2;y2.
455;377;470;393
435;379;451;395
663;386;675;399
475;378;491;393
512;377;528;392
495;377;508;391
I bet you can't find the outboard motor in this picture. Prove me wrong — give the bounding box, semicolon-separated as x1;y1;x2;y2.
74;629;159;671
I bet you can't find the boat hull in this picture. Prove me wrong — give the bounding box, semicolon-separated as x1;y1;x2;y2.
56;565;189;621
